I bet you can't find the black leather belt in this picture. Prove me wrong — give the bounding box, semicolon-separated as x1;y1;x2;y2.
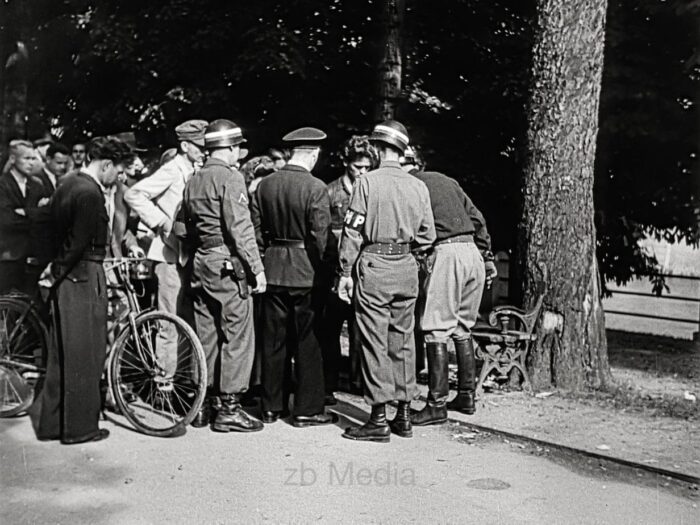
435;234;474;246
363;242;410;255
199;238;225;250
270;239;305;249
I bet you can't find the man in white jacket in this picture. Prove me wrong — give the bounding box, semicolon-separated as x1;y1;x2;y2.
124;119;208;384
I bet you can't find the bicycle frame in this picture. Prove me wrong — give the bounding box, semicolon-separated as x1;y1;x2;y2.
104;258;163;378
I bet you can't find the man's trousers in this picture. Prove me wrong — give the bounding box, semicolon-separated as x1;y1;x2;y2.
420;242;485;343
31;261;108;442
321;291;362;394
354;252;419;405
191;250;254;395
261;286;325;416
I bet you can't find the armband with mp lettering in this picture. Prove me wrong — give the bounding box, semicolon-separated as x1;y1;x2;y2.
343;209;366;231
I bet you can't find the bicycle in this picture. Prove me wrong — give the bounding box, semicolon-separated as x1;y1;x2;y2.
0;258;207;437
0;292;48;417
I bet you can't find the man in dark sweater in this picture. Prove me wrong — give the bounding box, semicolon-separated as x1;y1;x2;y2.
30;136;133;444
410;166;497;425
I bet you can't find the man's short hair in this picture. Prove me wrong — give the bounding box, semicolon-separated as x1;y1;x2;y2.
342;135;379;166
87;136;134;165
8;139;34;157
47;142;70;159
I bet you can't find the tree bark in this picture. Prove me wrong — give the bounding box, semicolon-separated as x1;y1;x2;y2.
375;0;404;121
519;0;613;390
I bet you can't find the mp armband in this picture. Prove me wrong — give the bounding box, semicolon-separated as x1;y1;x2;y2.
343;209;366;231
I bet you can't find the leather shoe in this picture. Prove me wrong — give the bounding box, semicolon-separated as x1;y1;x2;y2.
214;394;264;432
262;410;289;423
292;412;338;428
62;429;110;445
191;404;211;428
342;403;390;443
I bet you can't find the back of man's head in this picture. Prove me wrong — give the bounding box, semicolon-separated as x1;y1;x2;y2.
88;136;134;165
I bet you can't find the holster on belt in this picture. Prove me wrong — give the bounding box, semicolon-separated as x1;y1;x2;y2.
223;256;250;299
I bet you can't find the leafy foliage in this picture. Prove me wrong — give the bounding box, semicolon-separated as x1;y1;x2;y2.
2;0;697;288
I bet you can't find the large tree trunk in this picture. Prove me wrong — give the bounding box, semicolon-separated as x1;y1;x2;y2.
519;0;613;390
375;0;404;121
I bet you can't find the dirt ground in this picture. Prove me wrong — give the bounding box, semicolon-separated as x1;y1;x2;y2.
422;330;700;477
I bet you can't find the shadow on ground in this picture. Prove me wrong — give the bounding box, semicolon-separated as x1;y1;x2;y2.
0;416;130;523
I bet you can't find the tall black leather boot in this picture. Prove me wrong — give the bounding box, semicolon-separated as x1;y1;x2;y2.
412;342;449;426
342;403;390;443
213;394;264;432
389;401;413;437
447;339;476;415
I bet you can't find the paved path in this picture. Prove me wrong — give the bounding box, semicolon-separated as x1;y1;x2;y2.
1;401;697;524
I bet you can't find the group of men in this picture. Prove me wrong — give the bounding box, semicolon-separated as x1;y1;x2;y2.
0;115;496;444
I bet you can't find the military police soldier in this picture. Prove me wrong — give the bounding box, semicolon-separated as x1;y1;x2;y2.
181;119;266;432
338;120;436;443
409;162;497;425
251;127;338;427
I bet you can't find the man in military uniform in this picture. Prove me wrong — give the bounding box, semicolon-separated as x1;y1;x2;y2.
251;127;337;428
338;120;436;443
31;136;133;444
180;119;266;432
322;135;377;402
409;160;497;425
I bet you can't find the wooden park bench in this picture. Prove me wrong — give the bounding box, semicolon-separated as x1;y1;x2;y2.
471;295;545;395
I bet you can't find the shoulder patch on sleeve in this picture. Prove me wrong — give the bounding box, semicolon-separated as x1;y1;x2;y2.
343;209;366;231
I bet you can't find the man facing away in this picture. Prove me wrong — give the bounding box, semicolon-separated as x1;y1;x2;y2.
124;119;208;387
251;127;337;428
181;119;266;432
337;120;436;443
31;136;133;444
409;161;497;425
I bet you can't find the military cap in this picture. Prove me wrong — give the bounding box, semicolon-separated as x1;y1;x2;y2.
370;120;409;153
402;145;416;163
282;127;327;146
175;119;208;147
109;131;147;152
204;119;246;149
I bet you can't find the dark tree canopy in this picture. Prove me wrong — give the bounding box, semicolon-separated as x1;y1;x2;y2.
1;0;697;289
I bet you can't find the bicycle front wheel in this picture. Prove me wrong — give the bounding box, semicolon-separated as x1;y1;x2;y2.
109;311;206;437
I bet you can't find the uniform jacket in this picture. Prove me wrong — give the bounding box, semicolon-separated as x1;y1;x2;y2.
411;170;492;253
51;171;108;279
338;160;436;277
181;157;263;276
327;174;353;245
251;163;331;287
124;155;193;264
0;172;47;262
